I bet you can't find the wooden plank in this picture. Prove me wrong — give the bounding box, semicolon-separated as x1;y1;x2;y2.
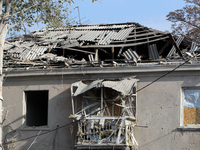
127;32;158;38
158;41;171;55
101;88;104;116
112;47;114;60
58;47;95;54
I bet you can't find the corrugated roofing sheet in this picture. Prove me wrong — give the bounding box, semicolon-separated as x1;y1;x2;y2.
74;80;103;96
102;79;138;95
68;31;88;39
78;31;102;41
74;78;138;96
112;27;134;41
98;31;117;45
167;36;184;57
19;45;48;60
148;44;159;60
123;49;141;62
75;24;135;30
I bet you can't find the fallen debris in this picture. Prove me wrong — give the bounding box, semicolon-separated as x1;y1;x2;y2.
3;22;197;70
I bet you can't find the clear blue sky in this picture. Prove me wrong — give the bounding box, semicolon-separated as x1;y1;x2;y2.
27;0;187;33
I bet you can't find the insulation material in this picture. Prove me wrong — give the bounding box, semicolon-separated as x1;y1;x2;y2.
184;107;200;125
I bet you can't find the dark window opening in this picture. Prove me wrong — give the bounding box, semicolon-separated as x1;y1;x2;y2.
25;91;48;127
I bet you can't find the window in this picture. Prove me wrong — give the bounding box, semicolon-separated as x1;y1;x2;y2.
183;88;200;125
25;91;48;127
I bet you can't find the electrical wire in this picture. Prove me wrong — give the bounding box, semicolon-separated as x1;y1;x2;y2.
3;58;191;145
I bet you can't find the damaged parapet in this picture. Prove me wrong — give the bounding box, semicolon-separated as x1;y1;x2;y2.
69;77;139;149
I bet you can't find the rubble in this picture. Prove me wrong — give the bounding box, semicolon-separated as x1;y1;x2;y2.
70;77;138;149
3;22;199;70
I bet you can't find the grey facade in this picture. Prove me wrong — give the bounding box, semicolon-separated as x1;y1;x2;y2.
2;22;200;150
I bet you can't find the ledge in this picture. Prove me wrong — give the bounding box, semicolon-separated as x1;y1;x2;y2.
4;64;200;77
178;125;200;131
21;125;50;131
76;144;129;149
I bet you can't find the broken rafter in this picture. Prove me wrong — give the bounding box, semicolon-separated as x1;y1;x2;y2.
111;34;167;44
81;36;169;48
127;32;160;39
58;47;95;54
168;34;183;57
158;40;171;55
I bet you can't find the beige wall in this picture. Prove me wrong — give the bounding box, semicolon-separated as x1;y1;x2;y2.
2;68;200;150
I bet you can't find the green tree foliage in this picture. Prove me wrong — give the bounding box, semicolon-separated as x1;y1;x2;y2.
167;0;200;43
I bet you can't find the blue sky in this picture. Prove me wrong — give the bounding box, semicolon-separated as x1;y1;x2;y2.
26;0;187;33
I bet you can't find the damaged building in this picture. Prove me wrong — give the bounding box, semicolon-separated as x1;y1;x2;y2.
2;22;200;150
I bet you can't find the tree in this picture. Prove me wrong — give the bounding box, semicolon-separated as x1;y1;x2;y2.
166;0;200;43
0;0;96;148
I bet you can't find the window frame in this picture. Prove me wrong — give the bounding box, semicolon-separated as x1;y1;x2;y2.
178;87;200;131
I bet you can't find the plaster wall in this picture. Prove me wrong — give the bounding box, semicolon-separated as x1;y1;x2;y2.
1;69;200;150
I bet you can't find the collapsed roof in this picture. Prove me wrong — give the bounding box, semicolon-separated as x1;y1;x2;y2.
3;22;199;70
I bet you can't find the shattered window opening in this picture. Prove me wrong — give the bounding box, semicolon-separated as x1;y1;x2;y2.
25;91;48;127
70;77;138;149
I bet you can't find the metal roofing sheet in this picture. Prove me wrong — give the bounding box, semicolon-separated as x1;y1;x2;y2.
19;45;48;60
98;31;117;45
3;43;15;51
102;79;138;96
78;31;102;41
7;47;25;54
189;42;198;53
74;78;138;96
123;49;141;62
68;31;88;39
75;24;135;30
74;80;103;96
148;44;159;60
167;36;184;57
112;27;134;41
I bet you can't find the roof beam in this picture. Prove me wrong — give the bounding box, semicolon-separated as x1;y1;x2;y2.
57;47;95;54
127;32;162;39
81;36;170;48
168;34;183;57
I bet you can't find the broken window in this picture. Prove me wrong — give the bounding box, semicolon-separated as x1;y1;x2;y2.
70;77;138;149
183;88;200;125
25;91;48;127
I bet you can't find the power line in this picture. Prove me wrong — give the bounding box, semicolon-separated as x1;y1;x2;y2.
4;59;190;145
137;59;190;92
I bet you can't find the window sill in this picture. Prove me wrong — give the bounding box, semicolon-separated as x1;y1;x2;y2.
178;125;200;131
21;125;50;131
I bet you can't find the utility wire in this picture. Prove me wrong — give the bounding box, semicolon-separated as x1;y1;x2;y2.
137;59;190;92
4;59;191;145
